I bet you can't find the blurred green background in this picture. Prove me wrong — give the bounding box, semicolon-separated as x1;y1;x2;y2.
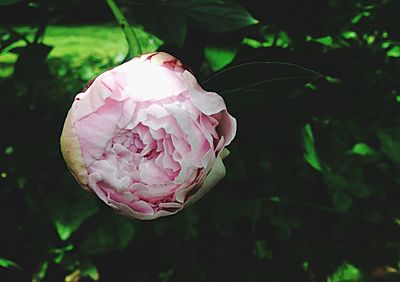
1;0;400;281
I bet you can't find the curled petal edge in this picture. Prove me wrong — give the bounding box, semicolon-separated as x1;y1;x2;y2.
184;148;229;207
108;199;181;220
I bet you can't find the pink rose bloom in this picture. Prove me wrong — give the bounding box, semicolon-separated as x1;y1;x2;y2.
60;52;236;220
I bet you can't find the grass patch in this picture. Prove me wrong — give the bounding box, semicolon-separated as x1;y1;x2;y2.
0;24;162;77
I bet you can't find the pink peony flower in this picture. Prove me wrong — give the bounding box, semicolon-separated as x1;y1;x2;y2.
60;52;236;220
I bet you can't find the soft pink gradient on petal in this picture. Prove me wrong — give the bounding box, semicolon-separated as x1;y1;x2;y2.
75;98;122;166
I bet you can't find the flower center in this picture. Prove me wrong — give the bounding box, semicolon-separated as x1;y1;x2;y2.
103;123;181;187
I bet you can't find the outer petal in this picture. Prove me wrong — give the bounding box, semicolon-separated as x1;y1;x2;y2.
108;199;182;220
75;98;123;166
183;70;237;147
116;57;187;101
60;107;89;190
184;148;230;207
217;111;237;147
183;70;227;115
75;71;124;121
148;52;183;67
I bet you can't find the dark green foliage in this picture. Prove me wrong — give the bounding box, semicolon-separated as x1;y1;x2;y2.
45;174;99;241
125;0;257;46
202;62;322;111
80;214;135;255
1;0;400;281
0;0;23;5
185;2;258;32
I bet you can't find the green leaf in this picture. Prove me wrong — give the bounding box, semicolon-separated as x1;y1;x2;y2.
275;31;291;48
81;213;135;255
32;261;48;282
242;37;263;48
269;196;281;203
351;13;364;24
202;62;322;109
342;31;357;39
4;146;14;155
266;208;302;239
12;43;53;84
302;124;323;172
0;0;23;5
51;244;74;264
326;76;341;84
324;173;346;189
225;143;247;180
387;46;400;58
327;263;361;282
378;128;400;164
127;5;187;47
45;174;98;241
303;261;309;271
348;181;371;198
159;269;174;282
123;1;255;45
81;261;100;281
350;143;375;156
309;35;334;46
252;240;272;260
187;2;258;32
332;191;352;212
204;45;237;71
0;257;21;269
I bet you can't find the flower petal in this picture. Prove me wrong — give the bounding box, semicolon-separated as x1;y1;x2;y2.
117;60;188;101
184;71;227;115
60;107;89;189
75;98;122;165
185;151;227;207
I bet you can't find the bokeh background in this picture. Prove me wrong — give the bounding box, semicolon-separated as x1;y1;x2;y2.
1;0;400;281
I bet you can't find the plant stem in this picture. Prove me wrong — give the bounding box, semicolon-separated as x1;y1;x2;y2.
4;26;30;44
106;0;142;58
268;197;338;213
